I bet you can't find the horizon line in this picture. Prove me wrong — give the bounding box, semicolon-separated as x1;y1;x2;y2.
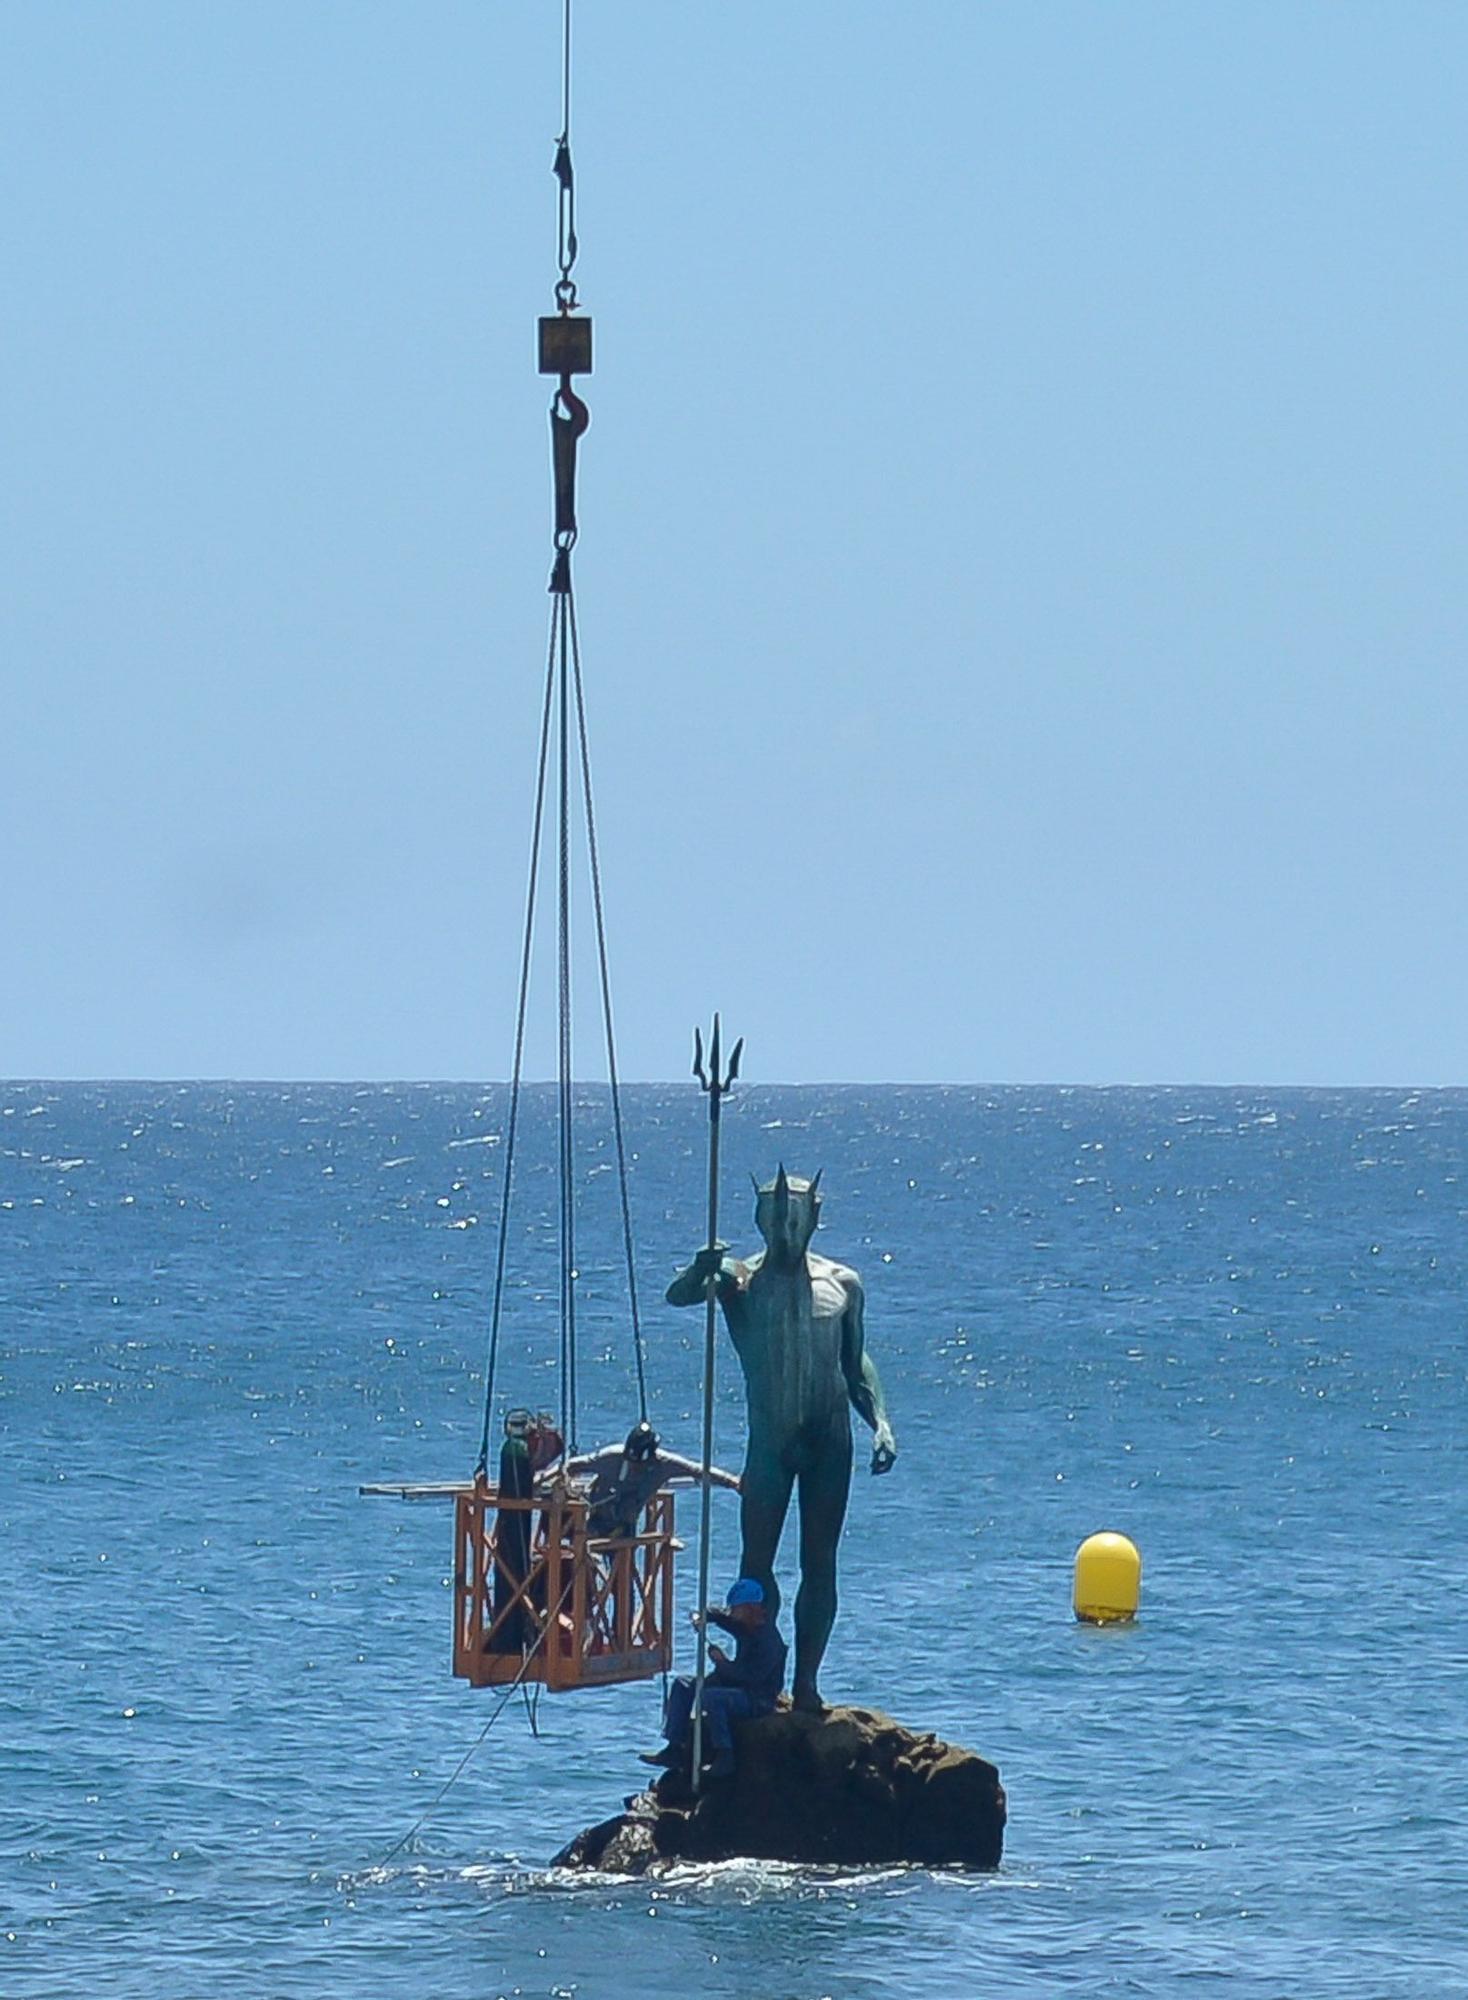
3;1076;1462;1093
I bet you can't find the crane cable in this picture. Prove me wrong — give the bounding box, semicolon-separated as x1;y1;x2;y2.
475;0;649;1475
553;0;577;311
475;635;556;1479
569;585;649;1425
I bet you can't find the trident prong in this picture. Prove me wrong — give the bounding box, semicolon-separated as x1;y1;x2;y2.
693;1014;741;1098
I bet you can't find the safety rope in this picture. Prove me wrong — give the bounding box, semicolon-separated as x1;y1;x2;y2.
377;1580;570;1866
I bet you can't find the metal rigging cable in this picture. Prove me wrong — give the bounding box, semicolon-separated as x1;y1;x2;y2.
554;0;577;311
475;632;557;1478
569;585;650;1421
474;0;645;1466
369;0;677;1849
555;588;577;1453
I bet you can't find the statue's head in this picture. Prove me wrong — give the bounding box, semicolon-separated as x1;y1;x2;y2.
752;1164;822;1262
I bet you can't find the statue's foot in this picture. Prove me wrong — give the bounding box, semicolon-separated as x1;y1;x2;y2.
792;1682;826;1715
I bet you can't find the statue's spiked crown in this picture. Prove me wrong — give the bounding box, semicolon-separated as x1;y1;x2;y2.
752;1163;823;1256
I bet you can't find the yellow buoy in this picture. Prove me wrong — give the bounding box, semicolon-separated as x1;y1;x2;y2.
1073;1531;1141;1623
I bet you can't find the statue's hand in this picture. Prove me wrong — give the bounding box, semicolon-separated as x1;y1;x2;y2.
870;1431;897;1476
690;1243;728;1286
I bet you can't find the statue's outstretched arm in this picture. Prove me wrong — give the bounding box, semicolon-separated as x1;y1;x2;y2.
839;1278;898;1476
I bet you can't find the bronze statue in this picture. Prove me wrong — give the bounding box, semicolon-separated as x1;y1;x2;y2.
666;1168;897;1711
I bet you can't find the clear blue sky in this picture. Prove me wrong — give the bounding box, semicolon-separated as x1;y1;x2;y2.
4;3;1465;1085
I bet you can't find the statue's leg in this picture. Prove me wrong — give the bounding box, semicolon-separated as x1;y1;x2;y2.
738;1454;795;1621
792;1434;852;1712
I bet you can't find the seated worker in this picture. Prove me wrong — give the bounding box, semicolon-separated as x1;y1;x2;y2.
639;1577;786;1781
543;1421;739;1540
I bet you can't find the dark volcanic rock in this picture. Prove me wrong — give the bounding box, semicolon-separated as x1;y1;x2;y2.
552;1704;1005;1873
554;1808;661;1874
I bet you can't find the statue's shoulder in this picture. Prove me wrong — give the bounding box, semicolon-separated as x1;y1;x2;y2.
807;1252;863;1295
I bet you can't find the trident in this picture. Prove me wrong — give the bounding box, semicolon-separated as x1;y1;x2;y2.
689;1015;743;1794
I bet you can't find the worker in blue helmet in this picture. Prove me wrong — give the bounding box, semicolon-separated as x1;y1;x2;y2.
639;1577;787;1781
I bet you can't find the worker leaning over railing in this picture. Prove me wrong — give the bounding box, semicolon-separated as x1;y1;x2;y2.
538;1420;740;1540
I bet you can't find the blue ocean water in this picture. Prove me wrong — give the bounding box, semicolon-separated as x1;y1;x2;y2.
2;1081;1466;1999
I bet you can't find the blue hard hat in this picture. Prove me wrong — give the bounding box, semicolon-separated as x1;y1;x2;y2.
726;1577;765;1608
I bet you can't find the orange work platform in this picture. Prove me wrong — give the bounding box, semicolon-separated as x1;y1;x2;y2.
452;1480;676;1692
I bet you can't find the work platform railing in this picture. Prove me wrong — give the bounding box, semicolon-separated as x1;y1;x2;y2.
452;1481;676;1692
